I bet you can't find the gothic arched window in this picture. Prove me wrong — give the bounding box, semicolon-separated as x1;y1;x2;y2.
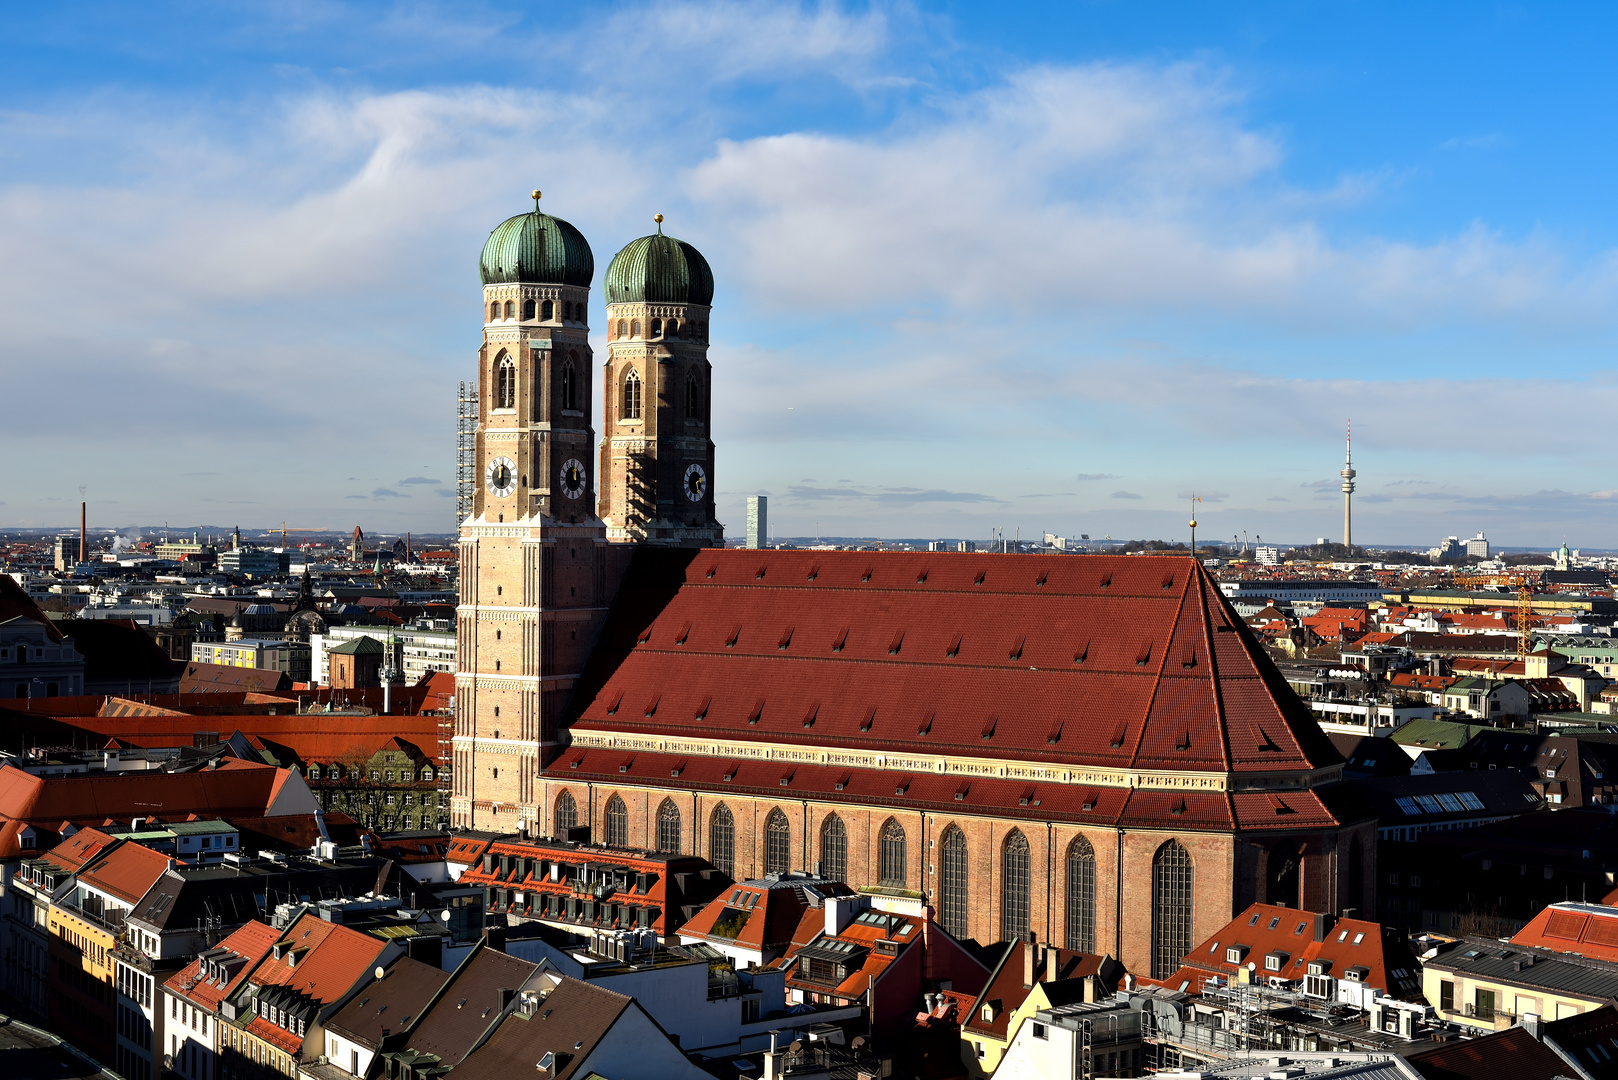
503;300;514;319
554;790;578;836
1066;837;1097;954
616;319;627;339
765;808;791;875
650;318;662;338
710;804;735;877
819;814;847;882
621;369;642;420
541;299;553;320
939;826;968;939
1152;840;1194;979
604;794;628;847
561;356;578;412
685;373;701;419
494;354;516;410
630;319;640;338
489;301;500;322
879;818;907;887
1001;830;1031;942
522;299;535;319
656;798;681;854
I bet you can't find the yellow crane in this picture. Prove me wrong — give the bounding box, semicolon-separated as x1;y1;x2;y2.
1452;571;1539;659
274;523;330;547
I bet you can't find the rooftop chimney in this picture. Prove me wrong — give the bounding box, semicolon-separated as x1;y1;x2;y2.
1314;912;1336;942
1046;946;1058;983
1022;935;1036;989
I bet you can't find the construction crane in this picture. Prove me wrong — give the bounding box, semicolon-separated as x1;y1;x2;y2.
1452;571;1539;659
272;523;331;548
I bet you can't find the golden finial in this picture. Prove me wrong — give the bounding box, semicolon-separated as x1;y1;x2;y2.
654;213;664;234
531;190;542;213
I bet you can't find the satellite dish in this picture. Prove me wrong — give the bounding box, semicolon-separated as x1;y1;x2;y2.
441;908;452;922
375;966;387;980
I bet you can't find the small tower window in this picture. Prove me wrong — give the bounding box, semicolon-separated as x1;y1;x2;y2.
650;318;662;338
622;368;642;420
697;321;707;341
679;320;691;339
562;357;578;412
495;353;516;410
630;319;640;338
617;319;627;339
503;300;515;319
685;373;701;419
541;299;553;320
489;301;500;322
522;299;535;319
576;300;586;325
563;301;573;320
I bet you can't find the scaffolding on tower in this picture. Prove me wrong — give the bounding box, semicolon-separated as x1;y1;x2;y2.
456;381;478;528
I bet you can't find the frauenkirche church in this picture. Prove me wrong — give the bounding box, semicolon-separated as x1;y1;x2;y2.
454;197;1373;978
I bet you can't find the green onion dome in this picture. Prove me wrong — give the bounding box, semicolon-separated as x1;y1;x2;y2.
479;206;594;287
604;218;714;306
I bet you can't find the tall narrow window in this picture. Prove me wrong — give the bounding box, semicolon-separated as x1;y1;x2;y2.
489;301;500;322
604;795;629;847
686;373;701;419
561;358;578;411
617;318;627;339
1152;840;1194;979
710;804;735;877
650;318;662;338
495;354;516;410
819;814;847;882
1001;830;1031;942
879;818;907;888
576;300;585;325
503;300;514;319
522;299;535;319
554;790;578;836
564;300;573;320
656;798;681;854
1066;837;1096;954
541;299;553;320
622;369;642;420
630;319;640;338
939;826;968;939
765;808;791;875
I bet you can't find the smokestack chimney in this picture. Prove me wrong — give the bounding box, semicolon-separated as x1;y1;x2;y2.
80;502;87;564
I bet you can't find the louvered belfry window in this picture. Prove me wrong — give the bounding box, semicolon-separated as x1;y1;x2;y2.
604;795;629;847
554;791;578;836
710;804;735;877
656;798;682;854
939;826;969;939
1152;840;1195;978
1001;830;1031;942
1067;836;1097;954
819;814;847;882
765;809;791;875
879;818;907;888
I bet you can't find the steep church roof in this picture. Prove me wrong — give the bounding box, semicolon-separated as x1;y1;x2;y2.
564;550;1342;778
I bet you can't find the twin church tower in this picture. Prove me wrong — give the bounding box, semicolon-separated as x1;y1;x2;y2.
453;196;721;829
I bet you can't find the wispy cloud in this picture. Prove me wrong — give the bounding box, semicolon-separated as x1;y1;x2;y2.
1112;490;1144;500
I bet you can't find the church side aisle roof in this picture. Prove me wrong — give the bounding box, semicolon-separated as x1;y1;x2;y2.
563;550;1342;777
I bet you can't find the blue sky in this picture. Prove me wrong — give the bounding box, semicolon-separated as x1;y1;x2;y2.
3;2;1617;547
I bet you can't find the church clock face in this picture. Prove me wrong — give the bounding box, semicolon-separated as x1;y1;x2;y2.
485;456;517;498
559;458;587;500
683;463;708;501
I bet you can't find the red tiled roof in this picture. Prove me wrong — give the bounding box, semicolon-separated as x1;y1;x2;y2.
962;941;1112;1040
35;826;119;872
246;912;388;1050
166;920;280;1013
1510;903;1618;962
55;714;440;766
1407;1026;1571;1080
80;839;173;905
547;748;1342;833
565;550;1342;776
684;878;856;953
1163;902;1422;999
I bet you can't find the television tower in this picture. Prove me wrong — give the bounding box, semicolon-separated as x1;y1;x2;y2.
1340;421;1356;552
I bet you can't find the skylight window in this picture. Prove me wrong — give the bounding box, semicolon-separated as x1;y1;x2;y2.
1267;917;1281;930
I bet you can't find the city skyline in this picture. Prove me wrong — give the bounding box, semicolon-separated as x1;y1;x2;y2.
5;4;1618;543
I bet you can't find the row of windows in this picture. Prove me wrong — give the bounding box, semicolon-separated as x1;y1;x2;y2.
306;764;436;782
613;317;706;342
489;298;586;323
550;791;1175;964
619;368;704;421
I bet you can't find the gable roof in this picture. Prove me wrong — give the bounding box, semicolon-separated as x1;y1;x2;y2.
33;826;118;873
241;912;388;1051
681;874;853;954
962;939;1116;1041
80;838;173;905
325;956;449;1050
565;550;1342;777
457;977;633;1080
1163;903;1423;999
1545;1004;1618;1080
165;919;281;1013
1512;902;1618;963
1407;1025;1575;1080
400;946;540;1068
0;574;63;641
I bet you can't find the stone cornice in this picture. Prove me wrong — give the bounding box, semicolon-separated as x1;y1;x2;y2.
560;726;1341;793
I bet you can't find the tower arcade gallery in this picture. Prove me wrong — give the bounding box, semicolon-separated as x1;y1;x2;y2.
453;199;1373;979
